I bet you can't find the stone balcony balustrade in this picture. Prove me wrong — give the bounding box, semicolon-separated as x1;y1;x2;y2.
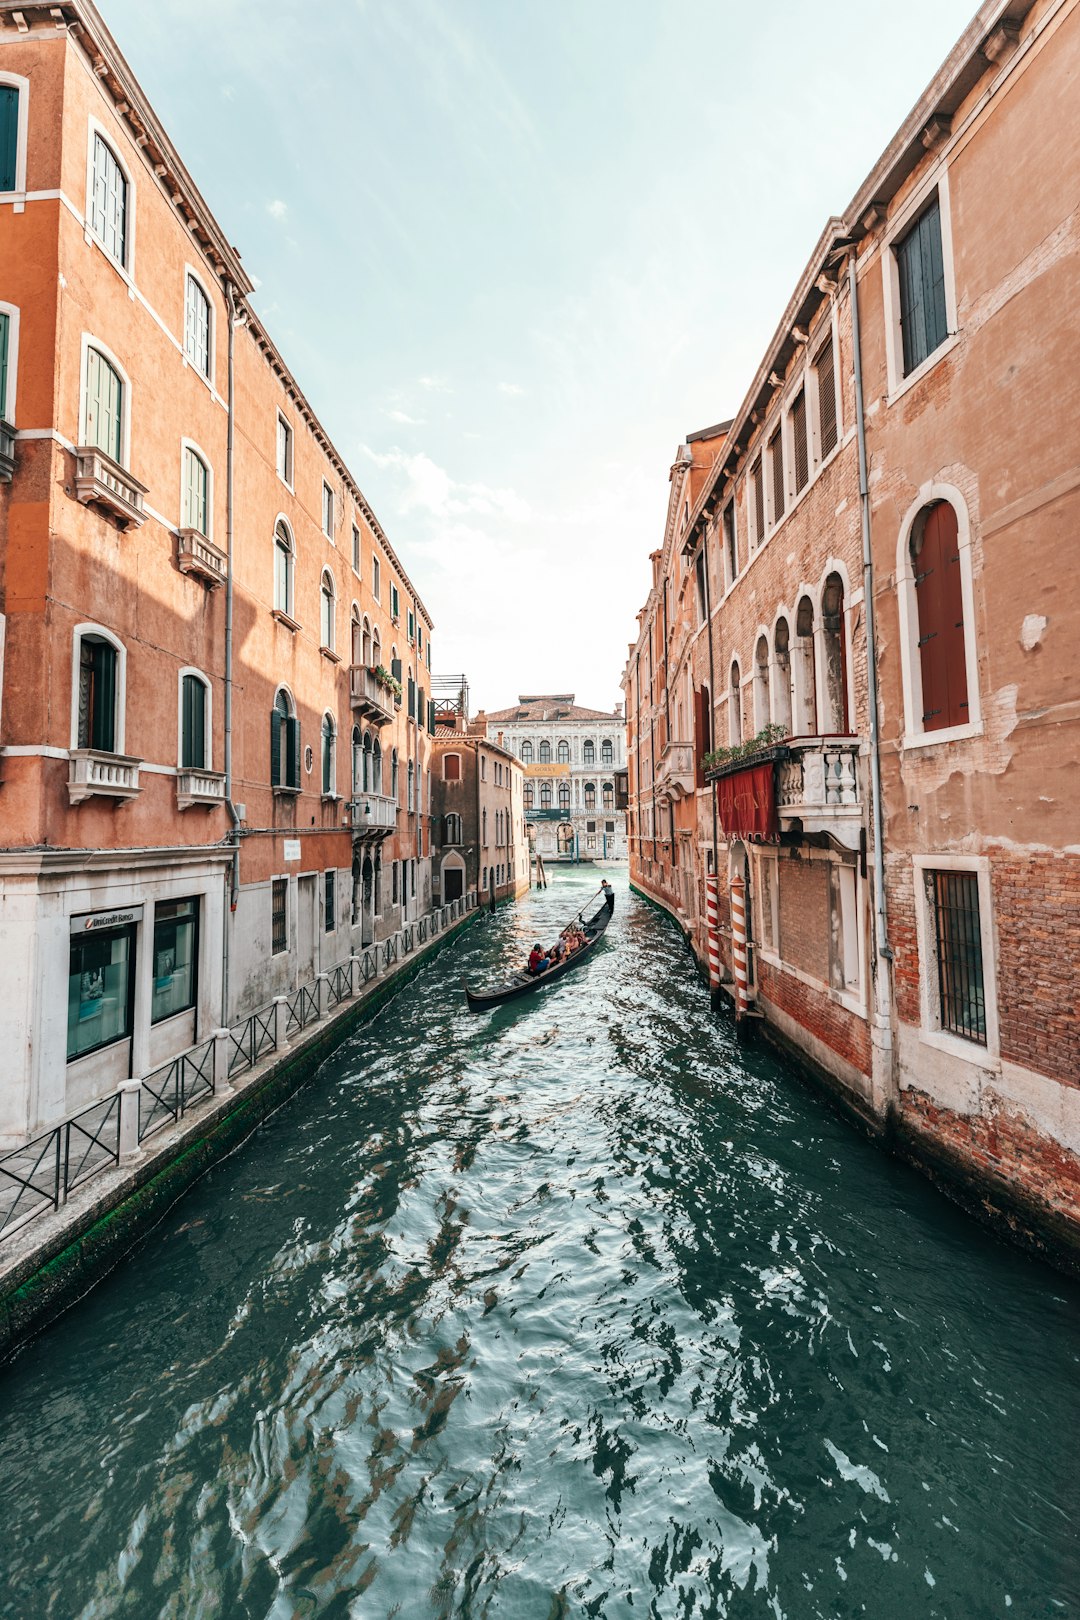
176;767;226;810
350;793;398;834
349;666;395;726
655;741;696;804
776;736;862;850
176;528;228;587
74;447;148;528
68;749;142;805
0;421;15;482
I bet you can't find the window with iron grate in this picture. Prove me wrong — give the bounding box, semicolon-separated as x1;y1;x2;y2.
929;869;985;1042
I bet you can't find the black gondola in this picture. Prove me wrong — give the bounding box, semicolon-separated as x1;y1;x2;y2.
463;888;615;1011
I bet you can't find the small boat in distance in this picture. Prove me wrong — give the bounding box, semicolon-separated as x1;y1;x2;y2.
463;887;615;1012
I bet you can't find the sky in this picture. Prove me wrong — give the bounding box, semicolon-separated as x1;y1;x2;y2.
98;0;978;715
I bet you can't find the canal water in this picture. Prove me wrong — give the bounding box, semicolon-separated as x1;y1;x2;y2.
1;872;1077;1620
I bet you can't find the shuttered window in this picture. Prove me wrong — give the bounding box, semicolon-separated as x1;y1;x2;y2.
185;276;211;376
912;502;968;732
752;458;765;546
791;389;809;494
0;85;18;193
183;447;209;535
90;134;128;265
77;636;117;752
85;347;123;462
321;714;335;794
896;195;948;375
271;692;300;789
723;502;737;581
181;674;206;769
769;427;785;525
0;310;9;420
274;522;293;616
815;335;837;458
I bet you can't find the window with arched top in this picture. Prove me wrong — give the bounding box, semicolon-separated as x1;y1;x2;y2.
559;781;570;810
75;628;123;754
520;739;534;763
180;670;209;769
908;503;969;734
89;132;129;268
584;781;596;810
407;759;415;811
352;725;362;793
601;738;613;764
753;635;771;733
182;446;210;537
321;712;336;795
602;781;614;809
583;739;595;765
794;596;817;734
773;618;793;736
185;274;211;378
84;346;124;464
371;627;381;668
361;731;373;792
320;569;336;651
557;739;570;763
821;572;851;733
271;687;299;789
350;604;362;665
728;662;742;746
540;781;552;808
391;748;399;799
539;739;551;764
372;736;382;793
524;781;534;809
274;520;294;617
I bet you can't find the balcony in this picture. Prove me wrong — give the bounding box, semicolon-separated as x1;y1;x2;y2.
68;749;142;805
349;666;395;726
177;528;227;588
655;741;696;804
0;420;15;481
350;793;398;834
74;447;148;529
176;767;226;810
776;737;862;850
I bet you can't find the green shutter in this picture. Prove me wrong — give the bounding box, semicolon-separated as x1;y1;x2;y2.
182;675;205;769
270;707;282;785
286;715;300;788
407;676;415;718
86;348;123;461
91;641;116;752
0;311;8;421
0;86;17;194
391;657;402;683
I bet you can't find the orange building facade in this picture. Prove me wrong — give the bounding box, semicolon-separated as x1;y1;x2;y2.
0;2;438;1143
625;0;1080;1262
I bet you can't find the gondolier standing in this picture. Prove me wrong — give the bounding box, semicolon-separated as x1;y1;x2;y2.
601;879;615;912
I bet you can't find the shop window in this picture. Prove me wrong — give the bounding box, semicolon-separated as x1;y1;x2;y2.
274;519;295;617
271;878;288;954
181;672;208;769
325;870;336;933
77;632;119;753
185;274;211;378
68;921;134;1060
152;898;197;1024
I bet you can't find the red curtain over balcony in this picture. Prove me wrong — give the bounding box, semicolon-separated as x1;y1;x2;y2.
715;762;778;843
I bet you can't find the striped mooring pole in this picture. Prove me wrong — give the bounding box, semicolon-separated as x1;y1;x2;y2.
729;871;750;1022
705;873;723;1009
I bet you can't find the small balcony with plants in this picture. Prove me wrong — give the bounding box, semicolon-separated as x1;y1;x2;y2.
350;665;398;725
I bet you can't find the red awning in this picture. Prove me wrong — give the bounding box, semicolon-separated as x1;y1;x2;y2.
715;762;778;843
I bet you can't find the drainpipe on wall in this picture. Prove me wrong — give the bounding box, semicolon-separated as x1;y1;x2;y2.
847;247;895;1096
221;281;243;1026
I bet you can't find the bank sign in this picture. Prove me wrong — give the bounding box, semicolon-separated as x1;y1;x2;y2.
70;906;144;934
526;810;568;823
524;763;571;778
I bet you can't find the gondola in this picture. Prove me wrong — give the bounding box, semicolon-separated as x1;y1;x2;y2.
463;888;615;1011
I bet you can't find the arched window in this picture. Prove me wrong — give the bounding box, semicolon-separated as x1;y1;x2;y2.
372;736;382;793
794;595;818;734
445;813;462;844
694;683;712;773
584;781;596;810
271;688;299;789
540;781;552;809
180;671;209;769
84;346;124;464
583;739;595;765
482;807;488;845
274;520;294;617
391;747;399;799
753;635;771;733
524;781;534;809
821;572;851;732
75;630;121;753
539;739;551;764
182;446;210;536
557;739;570;763
320;569;336;651
89;132;129;267
602;781;614;809
408;759;415;811
350;604;362;665
520;739;534;763
185;274;211;378
728;661;742;746
352;725;362;794
909;504;968;734
601;738;613;764
773;618;793;736
559;781;570;810
361;731;373;792
371;627;381;668
321;713;336;795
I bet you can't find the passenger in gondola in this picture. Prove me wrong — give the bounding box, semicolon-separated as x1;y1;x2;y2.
528;942;550;975
549;935;567;966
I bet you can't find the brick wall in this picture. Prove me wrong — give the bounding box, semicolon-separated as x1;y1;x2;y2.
759;958;872;1076
994;855;1080;1087
778;856;830;982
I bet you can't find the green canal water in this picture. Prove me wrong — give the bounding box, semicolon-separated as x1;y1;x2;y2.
1;871;1077;1619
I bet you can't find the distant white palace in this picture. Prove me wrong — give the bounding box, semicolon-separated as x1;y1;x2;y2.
480;696;627;863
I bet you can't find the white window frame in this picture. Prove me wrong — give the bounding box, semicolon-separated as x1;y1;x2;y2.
0;300;21;423
351;522;361;575
911;853;999;1064
276;411;294;489
183;266;214;384
0;72;29;199
179;437;213;538
84;118;136;277
808;305;842;471
79;333;132;466
320;567;336;652
176;666;213;770
372;554;381;603
881;164;959;404
321;710;337;798
895;482;982;750
322;479;335;540
273;513;296;619
831;862;867;1014
70;622;127;754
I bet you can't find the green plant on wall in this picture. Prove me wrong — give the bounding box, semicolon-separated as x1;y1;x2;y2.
703;722;787;773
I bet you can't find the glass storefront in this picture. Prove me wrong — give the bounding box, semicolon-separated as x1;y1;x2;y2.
152;898;198;1025
68;923;135;1061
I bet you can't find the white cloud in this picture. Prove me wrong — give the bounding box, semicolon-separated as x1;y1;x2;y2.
362;446;530;523
266;199;288;221
497;381;525;397
418;375;452;392
386;408;425;425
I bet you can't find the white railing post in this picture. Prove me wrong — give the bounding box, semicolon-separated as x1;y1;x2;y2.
350;955;362;996
213;1027;232;1091
118;1080;142;1158
316;974;330;1019
272;995;289;1049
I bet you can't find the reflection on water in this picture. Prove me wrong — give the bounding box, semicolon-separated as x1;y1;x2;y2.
1;872;1078;1619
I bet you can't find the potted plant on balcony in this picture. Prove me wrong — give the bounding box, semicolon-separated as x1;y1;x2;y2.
703;722;788;778
370;664;402;700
